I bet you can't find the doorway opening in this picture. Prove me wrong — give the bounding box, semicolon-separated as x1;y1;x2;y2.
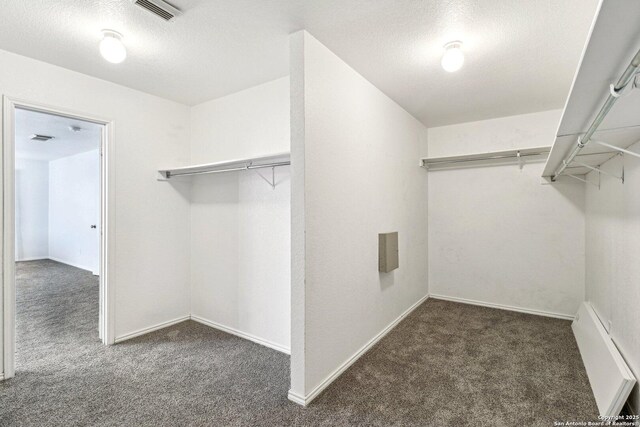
2;99;114;379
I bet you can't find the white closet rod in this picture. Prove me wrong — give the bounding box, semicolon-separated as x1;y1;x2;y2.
425;150;547;166
552;47;640;181
165;161;290;178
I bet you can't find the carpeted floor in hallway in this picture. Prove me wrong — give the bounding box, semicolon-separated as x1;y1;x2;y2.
0;259;597;426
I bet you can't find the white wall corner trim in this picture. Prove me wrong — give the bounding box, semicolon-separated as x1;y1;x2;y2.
190;315;290;355
287;390;306;406
114;315;191;344
429;294;575;320
288;294;429;406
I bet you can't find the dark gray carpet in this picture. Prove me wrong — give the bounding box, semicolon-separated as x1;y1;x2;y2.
0;260;597;426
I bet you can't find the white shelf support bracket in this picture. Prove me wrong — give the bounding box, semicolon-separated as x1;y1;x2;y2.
563;173;600;189
592;139;640;160
254;166;277;189
571;160;624;183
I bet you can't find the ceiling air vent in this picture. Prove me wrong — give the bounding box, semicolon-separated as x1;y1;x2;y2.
30;134;55;142
132;0;182;21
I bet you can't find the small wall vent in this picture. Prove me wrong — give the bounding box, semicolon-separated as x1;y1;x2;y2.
132;0;182;21
30;134;55;141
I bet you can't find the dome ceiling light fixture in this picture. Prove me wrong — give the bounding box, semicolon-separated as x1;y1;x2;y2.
441;41;464;72
100;30;127;64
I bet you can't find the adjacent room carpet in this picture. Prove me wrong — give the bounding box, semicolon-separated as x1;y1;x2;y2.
0;260;597;426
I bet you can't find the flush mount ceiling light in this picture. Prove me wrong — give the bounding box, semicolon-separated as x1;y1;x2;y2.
441;41;464;72
100;30;127;64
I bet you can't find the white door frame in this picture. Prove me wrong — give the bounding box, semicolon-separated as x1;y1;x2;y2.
1;96;116;380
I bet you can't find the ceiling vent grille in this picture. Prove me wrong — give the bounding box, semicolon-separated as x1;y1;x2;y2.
132;0;182;21
30;134;55;142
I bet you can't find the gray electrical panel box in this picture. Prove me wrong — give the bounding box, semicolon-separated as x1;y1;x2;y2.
379;232;399;273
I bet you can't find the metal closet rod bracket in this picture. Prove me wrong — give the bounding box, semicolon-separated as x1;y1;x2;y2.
253;165;278;189
517;151;523;170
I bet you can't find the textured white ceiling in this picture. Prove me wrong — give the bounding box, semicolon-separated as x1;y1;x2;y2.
16;109;101;161
0;0;598;126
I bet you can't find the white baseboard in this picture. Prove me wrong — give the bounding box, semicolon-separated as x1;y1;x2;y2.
114;315;191;343
113;313;291;355
48;256;94;274
428;293;574;320
0;373;4;381
191;314;290;355
15;256;48;262
16;257;99;275
288;293;429;406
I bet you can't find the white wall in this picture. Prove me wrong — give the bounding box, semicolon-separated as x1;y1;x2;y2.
0;48;191;369
427;110;562;157
428;163;585;317
189;77;291;352
49;149;100;274
427;112;585;318
15;158;49;261
290;31;429;401
190;77;290;162
585;144;640;413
